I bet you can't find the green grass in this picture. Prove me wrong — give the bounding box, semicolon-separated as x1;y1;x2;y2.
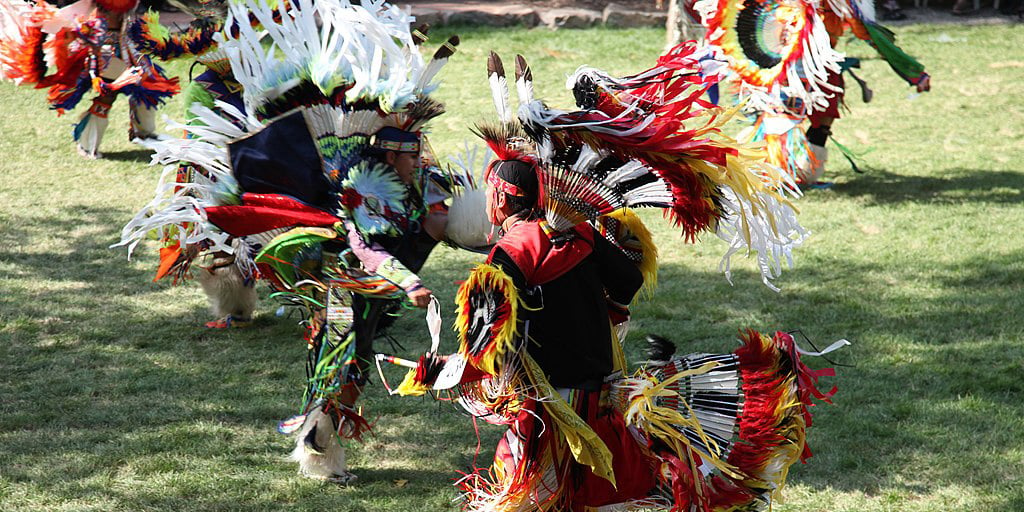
1;23;1023;512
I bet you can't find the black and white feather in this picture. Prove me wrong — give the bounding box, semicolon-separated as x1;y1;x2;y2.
617;352;744;462
486;52;512;124
514;54;534;107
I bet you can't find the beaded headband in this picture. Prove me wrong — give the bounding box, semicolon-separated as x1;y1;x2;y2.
371;127;421;153
372;139;420;153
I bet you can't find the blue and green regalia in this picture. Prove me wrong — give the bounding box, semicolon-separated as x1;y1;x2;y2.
118;0;460;483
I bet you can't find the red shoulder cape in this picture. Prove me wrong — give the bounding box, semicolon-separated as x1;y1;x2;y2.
488;221;594;286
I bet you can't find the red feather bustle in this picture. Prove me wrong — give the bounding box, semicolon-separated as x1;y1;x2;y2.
0;19;47;85
535;43;744;241
729;329;835;474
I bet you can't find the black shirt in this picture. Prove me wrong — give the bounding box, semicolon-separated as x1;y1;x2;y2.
489;229;643;389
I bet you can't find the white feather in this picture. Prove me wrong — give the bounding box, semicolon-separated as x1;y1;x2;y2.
571;144;601;173
602;160;648;185
114;103;262;259
853;0;877;22
622;182;673;208
488;72;511;124
447;188;498;249
515;70;534;106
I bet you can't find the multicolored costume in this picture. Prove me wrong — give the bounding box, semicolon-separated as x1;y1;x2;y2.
694;0;840;184
697;0;843;113
696;0;929;186
379;46;841;511
135;1;259;329
126;0;452;332
117;0;459;483
552;43;808;289
802;0;930;184
0;0;198;157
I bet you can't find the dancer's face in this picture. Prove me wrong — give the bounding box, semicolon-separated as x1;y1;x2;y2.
386;151;419;185
486;184;508;227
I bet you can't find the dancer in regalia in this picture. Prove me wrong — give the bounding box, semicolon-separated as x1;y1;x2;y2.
0;0;188;158
379;47;841;511
696;0;930;187
803;0;931;186
129;0;257;328
118;0;461;483
125;1;453;331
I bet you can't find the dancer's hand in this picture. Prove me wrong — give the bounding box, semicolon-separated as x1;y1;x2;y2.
916;74;931;93
407;287;433;308
110;66;145;90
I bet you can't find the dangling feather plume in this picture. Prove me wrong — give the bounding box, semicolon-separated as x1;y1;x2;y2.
415;35;458;94
490;43;809;288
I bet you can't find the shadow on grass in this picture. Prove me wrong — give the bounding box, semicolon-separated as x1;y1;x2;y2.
0;204;482;509
349;467;454;485
643;253;1024;506
102;148;154;163
832;167;1024;205
3;202;1022;510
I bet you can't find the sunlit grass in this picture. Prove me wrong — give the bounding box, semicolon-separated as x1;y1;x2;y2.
1;23;1022;511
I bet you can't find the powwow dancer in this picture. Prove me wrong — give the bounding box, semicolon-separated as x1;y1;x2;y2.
694;0;843;186
117;0;461;483
127;1;454;330
384;150;841;512
696;0;930;187
0;0;183;158
131;0;273;329
377;48;843;511
802;0;931;186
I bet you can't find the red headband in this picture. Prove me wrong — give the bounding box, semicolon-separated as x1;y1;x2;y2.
485;160;530;197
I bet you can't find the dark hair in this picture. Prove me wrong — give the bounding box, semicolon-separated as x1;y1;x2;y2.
493;159;539;216
365;127;420;158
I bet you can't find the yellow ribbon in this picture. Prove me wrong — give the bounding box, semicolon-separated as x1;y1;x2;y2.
521;355;617;489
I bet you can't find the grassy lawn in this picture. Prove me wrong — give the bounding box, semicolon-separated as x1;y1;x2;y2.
1;22;1022;512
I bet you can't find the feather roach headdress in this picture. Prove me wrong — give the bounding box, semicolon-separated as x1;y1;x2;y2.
480;44;808;289
475;53;537;173
476;52;671;233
